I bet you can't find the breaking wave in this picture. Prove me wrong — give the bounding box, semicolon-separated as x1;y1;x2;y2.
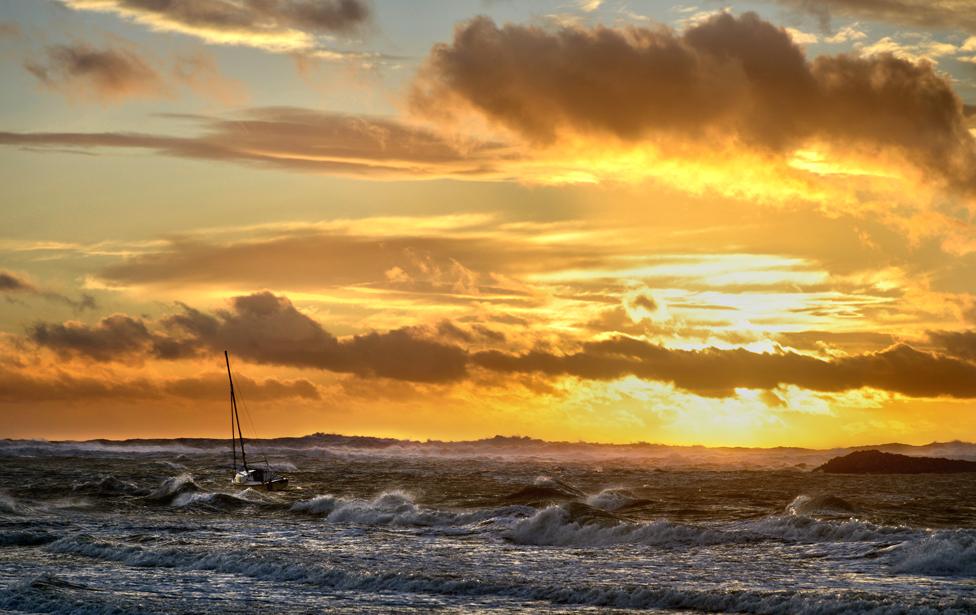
506;502;917;548
145;474;203;504
585;488;648;512
0;492;28;516
786;494;858;516
36;533;969;614
889;529;976;576
291;491;532;528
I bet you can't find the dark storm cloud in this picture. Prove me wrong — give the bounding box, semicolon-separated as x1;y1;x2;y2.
23;291;976;398
161;292;469;382
29;292;468;383
29;315;157;362
472;337;976;398
928;330;976;361
771;0;976;33
412;12;976;190
25;43;165;101
0;107;510;177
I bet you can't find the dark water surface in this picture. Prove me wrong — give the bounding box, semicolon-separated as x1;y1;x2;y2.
0;438;974;613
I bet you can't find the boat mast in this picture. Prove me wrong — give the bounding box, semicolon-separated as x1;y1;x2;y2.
230;381;236;471
224;351;248;472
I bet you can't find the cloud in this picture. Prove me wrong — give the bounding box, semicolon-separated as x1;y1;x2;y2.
172;51;248;105
21;291;976;398
824;24;866;44
63;0;372;55
22;40;247;104
857;35;958;64
411;12;976;192
0;269;97;312
0;107;510;178
471;337;976;399
29;315;160;362
0;271;37;292
928;329;976;361
29;292;469;383
25;42;165;102
0;366;319;403
770;0;976;34
0;21;22;39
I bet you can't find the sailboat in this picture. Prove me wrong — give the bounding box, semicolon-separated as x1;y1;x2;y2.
225;350;289;491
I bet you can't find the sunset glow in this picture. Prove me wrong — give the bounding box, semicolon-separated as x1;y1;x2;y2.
2;0;976;447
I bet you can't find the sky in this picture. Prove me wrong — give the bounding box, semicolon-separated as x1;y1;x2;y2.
2;0;976;447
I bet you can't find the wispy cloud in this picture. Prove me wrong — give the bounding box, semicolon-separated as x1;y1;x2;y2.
0;270;96;312
62;0;373;57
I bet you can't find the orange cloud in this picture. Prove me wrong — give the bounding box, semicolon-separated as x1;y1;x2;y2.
0;107;510;176
18;292;976;399
411;12;976;194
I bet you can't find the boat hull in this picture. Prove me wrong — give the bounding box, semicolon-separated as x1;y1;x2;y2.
232;472;289;491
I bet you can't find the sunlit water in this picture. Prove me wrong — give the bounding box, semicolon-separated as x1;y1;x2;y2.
1;439;974;614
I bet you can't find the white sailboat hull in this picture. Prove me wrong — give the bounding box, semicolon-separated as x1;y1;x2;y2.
232;470;289;491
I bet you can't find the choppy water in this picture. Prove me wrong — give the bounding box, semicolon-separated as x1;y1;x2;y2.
1;438;974;614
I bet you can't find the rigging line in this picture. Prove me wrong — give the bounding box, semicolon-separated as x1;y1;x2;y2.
231;367;271;469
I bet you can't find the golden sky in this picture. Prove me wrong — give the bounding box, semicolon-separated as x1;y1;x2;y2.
2;0;976;446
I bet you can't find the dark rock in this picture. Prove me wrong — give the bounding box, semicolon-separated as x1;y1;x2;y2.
815;450;976;474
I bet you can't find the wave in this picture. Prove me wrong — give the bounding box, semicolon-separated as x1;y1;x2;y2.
39;534;969;614
144;474;202;504
889;529;976;576
585;488;649;512
506;502;918;548
0;529;58;547
786;494;858;516
0;440;222;458
170;491;258;511
502;476;587;504
291;490;532;529
72;475;146;497
0;492;29;516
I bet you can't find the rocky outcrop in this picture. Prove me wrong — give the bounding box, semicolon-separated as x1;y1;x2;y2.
815;450;976;474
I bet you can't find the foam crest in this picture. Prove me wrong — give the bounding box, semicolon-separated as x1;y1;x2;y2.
785;494;858;517
291;491;532;528
145;473;202;503
507;503;919;548
889;529;976;576
585;488;642;511
171;492;251;510
0;492;28;516
40;534;960;614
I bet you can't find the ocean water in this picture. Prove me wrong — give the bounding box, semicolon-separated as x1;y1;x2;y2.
0;437;974;614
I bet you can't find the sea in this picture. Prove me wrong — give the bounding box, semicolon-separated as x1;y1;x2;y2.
0;435;974;614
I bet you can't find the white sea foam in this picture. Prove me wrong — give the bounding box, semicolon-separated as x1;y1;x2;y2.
785;494;857;516
506;503;918;548
585;488;641;511
38;534;964;614
889;529;976;576
291;491;532;528
0;492;28;515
